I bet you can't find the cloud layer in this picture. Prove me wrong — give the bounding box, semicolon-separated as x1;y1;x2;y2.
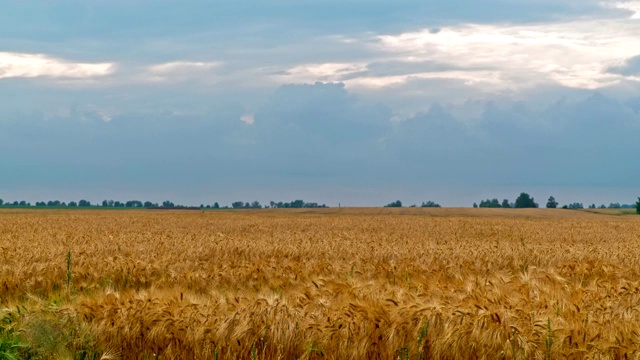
2;82;640;205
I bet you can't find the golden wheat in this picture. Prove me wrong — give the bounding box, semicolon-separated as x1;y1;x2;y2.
1;208;640;359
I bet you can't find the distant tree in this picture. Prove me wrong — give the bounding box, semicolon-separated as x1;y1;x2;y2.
421;201;441;208
213;202;220;209
568;203;584;209
0;199;3;206
232;201;245;209
636;197;640;215
608;203;621;209
19;201;27;206
162;201;175;207
68;201;78;207
479;199;501;208
546;196;558;209
515;193;538;208
143;201;155;208
78;200;91;207
589;204;596;209
250;201;262;209
501;199;511;208
599;204;606;209
384;200;402;208
473;202;478;208
126;200;143;208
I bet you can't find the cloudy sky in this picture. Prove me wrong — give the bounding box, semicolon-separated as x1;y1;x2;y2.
2;0;640;207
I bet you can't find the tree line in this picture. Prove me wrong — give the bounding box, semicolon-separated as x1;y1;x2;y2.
2;195;639;214
384;200;441;208
229;200;328;209
0;198;327;210
473;193;640;214
383;193;640;214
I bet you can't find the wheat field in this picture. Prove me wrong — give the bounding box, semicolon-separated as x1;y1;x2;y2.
1;208;640;359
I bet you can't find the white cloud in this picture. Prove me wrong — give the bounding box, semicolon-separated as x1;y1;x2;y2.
612;1;640;18
240;114;255;125
0;52;114;79
275;14;640;93
375;20;640;90
274;62;367;83
148;61;220;74
145;61;220;82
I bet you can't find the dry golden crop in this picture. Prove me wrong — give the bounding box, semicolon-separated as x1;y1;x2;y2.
1;207;640;359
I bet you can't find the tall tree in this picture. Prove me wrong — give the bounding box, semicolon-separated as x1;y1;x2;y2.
636;197;640;215
515;193;538;208
546;196;558;209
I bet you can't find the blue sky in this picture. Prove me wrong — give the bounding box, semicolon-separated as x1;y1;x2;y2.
1;0;640;206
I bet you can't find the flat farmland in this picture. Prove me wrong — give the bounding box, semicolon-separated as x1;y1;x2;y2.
1;208;640;359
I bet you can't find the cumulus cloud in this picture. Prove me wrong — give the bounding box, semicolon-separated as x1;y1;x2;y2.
268;1;640;93
0;52;114;79
374;20;640;90
264;15;640;105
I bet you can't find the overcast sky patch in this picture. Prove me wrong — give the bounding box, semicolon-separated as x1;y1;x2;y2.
2;1;640;206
